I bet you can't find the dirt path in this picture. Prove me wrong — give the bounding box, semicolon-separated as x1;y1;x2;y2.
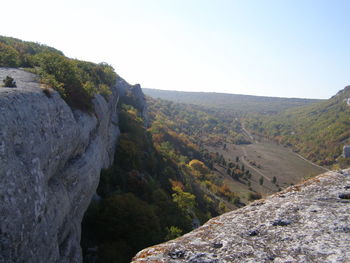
241;123;256;142
291;151;330;172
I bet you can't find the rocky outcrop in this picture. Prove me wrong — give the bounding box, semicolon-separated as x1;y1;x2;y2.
0;68;124;263
117;78;149;126
132;170;350;263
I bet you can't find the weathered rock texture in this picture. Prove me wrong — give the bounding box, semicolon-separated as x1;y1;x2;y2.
0;68;123;263
132;170;350;263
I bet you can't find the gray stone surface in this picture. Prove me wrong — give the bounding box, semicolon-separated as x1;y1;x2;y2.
0;68;121;263
343;145;350;158
132;170;350;263
117;78;149;126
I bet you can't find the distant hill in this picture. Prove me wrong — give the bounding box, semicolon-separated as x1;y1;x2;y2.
142;88;322;114
246;86;350;166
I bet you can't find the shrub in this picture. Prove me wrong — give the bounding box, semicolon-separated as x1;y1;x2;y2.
165;226;183;241
259;176;264;185
0;43;20;67
248;192;262;201
99;83;112;100
2;76;16;87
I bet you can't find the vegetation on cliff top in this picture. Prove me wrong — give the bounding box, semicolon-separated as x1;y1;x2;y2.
0;35;117;110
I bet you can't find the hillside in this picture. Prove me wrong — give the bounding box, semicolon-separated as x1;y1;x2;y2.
245;86;350;167
143;88;321;114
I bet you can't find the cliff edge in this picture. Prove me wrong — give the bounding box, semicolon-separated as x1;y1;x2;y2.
132;170;350;263
0;68;124;263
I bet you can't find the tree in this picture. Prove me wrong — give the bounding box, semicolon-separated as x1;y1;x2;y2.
172;186;195;212
165;226;183;241
0;43;20;67
259;176;264;185
96;193;162;252
2;76;16;87
272;176;277;184
189;159;209;175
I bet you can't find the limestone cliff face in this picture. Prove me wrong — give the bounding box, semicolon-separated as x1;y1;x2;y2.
132;170;350;263
0;68;137;263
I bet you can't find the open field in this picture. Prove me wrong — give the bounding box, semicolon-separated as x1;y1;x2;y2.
205;140;326;203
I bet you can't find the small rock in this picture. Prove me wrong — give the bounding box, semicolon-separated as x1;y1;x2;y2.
272;219;292;226
168;250;185;259
267;254;276;261
212;243;223;249
249;230;259;236
189;253;219;263
339;193;350;199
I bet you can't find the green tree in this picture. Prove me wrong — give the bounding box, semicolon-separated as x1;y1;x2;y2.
172;186;196;212
165;226;183;241
2;76;16;87
96;193;162;255
259;176;264;185
272;176;277;184
0;42;20;67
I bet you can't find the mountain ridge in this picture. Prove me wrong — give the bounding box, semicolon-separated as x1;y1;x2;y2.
142;88;322;114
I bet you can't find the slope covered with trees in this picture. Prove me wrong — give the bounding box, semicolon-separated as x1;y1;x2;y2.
81;94;251;263
245;86;350;167
143;88;321;114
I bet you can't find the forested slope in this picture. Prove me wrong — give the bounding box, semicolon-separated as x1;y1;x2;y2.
143;88;321;114
81;95;250;263
245;86;350;167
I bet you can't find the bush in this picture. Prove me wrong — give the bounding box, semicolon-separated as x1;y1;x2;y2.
0;43;20;67
165;226;183;241
2;76;16;87
248;192;262;201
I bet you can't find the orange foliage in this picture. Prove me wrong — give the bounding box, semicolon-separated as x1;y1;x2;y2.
169;179;185;191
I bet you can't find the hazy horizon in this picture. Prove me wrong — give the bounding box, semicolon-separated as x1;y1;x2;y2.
142;87;326;100
2;0;350;99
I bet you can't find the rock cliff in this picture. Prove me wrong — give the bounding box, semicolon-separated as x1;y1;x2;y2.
132;170;350;263
0;68;142;263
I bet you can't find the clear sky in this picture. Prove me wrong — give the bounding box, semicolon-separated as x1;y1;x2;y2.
2;0;349;99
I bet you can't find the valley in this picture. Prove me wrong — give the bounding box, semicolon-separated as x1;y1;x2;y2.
1;35;349;263
144;89;329;205
206;140;326;201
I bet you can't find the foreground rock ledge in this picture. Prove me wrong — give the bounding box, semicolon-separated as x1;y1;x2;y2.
132;170;350;263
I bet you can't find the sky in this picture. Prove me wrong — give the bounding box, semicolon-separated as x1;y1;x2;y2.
1;0;350;99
